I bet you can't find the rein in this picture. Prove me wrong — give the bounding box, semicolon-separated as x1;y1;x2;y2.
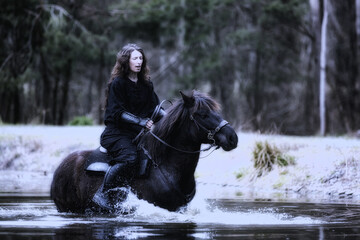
149;131;216;154
149;115;229;154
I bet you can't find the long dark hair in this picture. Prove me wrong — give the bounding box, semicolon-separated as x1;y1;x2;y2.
104;43;151;107
110;43;150;83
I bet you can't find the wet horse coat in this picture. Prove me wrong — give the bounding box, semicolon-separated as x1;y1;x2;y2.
50;91;238;213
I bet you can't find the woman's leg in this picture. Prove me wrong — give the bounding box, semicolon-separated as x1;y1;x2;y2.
93;135;138;210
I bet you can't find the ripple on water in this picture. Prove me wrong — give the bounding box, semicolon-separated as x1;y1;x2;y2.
0;192;325;229
0;200;93;228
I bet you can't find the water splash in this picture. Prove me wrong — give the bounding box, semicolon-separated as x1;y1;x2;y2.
115;192;323;225
0;193;323;229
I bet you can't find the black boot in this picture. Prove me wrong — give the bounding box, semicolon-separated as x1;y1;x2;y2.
92;162;130;211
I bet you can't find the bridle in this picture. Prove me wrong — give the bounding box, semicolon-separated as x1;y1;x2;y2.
149;113;229;154
190;114;229;144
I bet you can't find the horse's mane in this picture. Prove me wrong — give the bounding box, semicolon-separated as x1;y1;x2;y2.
145;91;221;161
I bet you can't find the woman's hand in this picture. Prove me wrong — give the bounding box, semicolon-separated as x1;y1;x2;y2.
145;119;153;130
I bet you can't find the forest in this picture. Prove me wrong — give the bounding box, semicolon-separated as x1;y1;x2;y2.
1;0;359;135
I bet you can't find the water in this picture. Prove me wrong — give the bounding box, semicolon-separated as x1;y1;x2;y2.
1;193;360;239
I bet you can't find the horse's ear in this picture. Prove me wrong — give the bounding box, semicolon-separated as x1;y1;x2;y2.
180;90;195;108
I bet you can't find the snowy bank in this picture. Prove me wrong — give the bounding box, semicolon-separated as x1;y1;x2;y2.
1;126;359;203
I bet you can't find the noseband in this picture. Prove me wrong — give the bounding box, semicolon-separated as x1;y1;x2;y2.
190;115;229;144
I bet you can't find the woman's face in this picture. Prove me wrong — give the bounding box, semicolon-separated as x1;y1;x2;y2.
129;50;143;73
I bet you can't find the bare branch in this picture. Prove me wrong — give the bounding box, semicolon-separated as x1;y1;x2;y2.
38;4;89;34
0;53;13;72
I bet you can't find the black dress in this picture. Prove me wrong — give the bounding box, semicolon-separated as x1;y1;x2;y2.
100;76;159;164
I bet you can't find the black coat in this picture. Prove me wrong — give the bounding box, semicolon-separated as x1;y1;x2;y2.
100;77;159;153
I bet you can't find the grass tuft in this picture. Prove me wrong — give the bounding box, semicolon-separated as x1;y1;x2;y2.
252;141;295;177
68;116;93;126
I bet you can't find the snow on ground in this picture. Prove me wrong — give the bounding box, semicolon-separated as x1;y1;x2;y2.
0;125;360;203
197;132;360;202
0;126;104;192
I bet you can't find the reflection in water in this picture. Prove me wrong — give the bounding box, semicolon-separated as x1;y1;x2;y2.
1;193;360;239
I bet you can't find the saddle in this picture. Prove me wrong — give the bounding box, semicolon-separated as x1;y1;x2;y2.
84;146;151;178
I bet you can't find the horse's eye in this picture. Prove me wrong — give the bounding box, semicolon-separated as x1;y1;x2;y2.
195;111;209;119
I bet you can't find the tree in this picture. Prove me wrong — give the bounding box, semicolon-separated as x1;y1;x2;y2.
319;0;328;135
326;0;359;133
1;0;359;135
0;0;44;123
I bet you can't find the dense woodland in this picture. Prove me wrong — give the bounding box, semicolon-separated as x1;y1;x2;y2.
1;0;359;135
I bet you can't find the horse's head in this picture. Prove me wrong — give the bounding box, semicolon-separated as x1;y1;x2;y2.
179;90;238;151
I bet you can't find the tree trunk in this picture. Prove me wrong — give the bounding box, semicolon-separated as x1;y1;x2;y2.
97;48;105;125
52;76;60;125
252;45;262;130
58;60;72;125
319;0;328;136
177;0;186;77
86;72;94;114
328;0;359;133
40;52;51;124
0;88;10;122
305;0;322;134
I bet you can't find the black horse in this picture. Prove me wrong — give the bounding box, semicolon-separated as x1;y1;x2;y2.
50;90;238;213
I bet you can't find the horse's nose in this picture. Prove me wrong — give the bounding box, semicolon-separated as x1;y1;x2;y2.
229;132;238;148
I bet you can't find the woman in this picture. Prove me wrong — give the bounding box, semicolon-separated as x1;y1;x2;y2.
93;43;161;210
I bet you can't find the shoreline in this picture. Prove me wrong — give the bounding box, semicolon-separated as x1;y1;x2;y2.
1;125;359;204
